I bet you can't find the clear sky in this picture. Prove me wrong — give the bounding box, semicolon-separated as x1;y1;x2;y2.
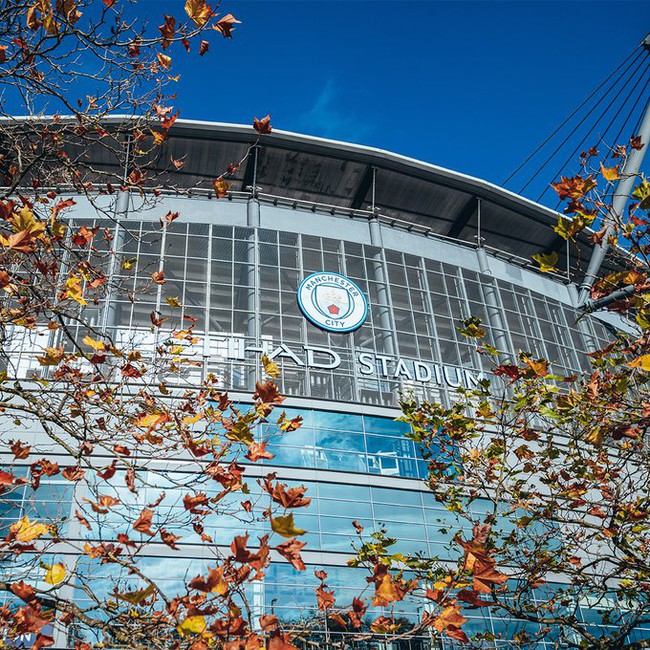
159;0;649;206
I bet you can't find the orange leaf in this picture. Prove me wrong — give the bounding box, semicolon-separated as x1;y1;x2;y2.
253;114;272;135
214;13;240;38
185;0;213;26
133;508;155;536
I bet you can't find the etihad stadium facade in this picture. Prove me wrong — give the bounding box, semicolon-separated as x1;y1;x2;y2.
0;122;645;649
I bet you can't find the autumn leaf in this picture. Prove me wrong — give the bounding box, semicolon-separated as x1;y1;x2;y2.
372;573;403;606
114;584;155;605
166;296;182;308
62;466;85;481
178;615;206;635
135;411;169;429
184;0;213;26
199;40;209;56
433;605;467;633
271;513;306;538
214;177;230;198
628;354;650;371
44;563;66;585
36;346;65;366
261;353;280;378
550;174;597;200
64;275;87;305
253;114;272;135
10;516;50;542
82;335;106;351
157;53;172;69
133;508;155;536
275;539;306;570
151;270;166;284
214;13;240;38
600;163;620;182
158;15;175;49
532;250;558;273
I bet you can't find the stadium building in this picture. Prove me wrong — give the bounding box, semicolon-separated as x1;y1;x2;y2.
1;121;646;649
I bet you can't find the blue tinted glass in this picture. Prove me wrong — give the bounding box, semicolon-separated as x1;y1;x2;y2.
371;486;421;506
319;449;368;473
312;411;362;431
363;415;410;436
365;435;414;456
318;499;372;518
314;429;365;451
373;503;424;525
318;482;370;502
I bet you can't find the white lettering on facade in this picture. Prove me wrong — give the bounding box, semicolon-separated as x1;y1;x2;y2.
223;338;481;389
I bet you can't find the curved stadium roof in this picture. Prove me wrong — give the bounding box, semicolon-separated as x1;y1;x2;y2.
149;120;626;283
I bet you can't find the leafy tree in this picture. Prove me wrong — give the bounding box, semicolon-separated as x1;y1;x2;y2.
0;2;312;650
365;141;650;649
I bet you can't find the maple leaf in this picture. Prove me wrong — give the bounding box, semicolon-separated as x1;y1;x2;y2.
600;163;620;182
245;441;275;462
183;492;210;514
10;581;38;605
347;598;367;628
160;210;180;225
316;585;336;610
158;15;175;49
550;174;597;201
271;513;306;538
630;135;644;150
214;177;230;198
71;225;96;247
133;508;155;536
199;40;209;56
11;439;31;459
532;250;558;273
160;528;181;549
262;353;280;378
63;274;87;305
628;354;650;371
151;270;166;284
253;114;272;135
36;346;65;366
9;516;50;542
157;53;172;69
62;466;85;481
433;605;467;633
114;583;155;605
253;380;285;405
185;0;213;26
190;566;228;594
372;573;404;606
44;563;66;585
275;539;306;571
215;13;241;38
0;45;7;64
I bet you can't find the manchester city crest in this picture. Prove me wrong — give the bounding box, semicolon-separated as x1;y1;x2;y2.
297;272;368;332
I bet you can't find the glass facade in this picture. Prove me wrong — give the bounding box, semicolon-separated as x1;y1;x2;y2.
0;169;634;649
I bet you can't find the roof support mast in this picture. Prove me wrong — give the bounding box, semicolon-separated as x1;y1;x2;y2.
578;33;650;307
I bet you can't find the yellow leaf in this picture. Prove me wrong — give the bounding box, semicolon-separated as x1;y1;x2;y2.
82;335;106;351
271;513;306;539
261;353;280;379
65;275;87;306
157;53;172;69
532;251;558;273
10;516;50;542
628;354;650;371
600;163;619;182
36;346;65;366
178;615;206;635
121;257;137;271
135;411;169;429
114;583;155;605
185;0;213;26
44;562;66;585
166;296;182;308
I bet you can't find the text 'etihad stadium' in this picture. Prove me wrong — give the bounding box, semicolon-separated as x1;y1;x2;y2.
225;338;481;389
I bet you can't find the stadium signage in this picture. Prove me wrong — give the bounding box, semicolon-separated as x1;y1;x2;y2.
297;272;368;333
225;338;479;388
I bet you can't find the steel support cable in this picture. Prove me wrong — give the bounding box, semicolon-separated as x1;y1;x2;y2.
520;52;648;198
575;72;650;213
502;45;641;188
545;61;650;207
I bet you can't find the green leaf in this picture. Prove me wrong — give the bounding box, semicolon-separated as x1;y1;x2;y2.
271;513;306;538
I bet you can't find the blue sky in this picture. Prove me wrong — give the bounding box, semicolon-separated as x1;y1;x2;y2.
161;0;649;206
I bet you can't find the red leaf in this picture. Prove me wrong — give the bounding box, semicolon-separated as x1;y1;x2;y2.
275;539;306;571
253;114;272;135
160;528;180;549
133;508;155;536
215;13;240;38
62;466;85;481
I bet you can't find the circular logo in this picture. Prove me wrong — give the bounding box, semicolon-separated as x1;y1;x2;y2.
297;272;368;333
